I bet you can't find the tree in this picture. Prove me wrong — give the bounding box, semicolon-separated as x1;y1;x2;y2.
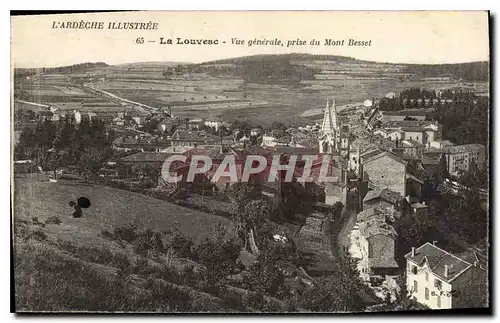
52;118;76;150
271;122;287;131
242;244;290;299
274;181;316;222
78;147;106;179
44;149;64;179
193;223;241;292
387;276;424;311
239;199;271;254
299;252;375;312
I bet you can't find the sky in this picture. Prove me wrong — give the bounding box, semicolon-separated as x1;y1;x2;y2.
11;11;490;68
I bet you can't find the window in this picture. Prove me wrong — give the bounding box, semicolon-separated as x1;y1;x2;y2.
413;280;418;293
425;272;429;281
412;266;418;275
436;295;441;308
434;279;442;290
425;288;429;300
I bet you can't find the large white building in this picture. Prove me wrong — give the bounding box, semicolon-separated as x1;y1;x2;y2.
405;242;487;309
443;144;486;176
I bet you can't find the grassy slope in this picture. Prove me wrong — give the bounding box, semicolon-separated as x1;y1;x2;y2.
13;178;236;312
14;178;231;246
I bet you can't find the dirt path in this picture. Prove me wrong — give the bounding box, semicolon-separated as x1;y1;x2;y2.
336;192;358;253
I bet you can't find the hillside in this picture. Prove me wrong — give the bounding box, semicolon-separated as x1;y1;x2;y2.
14;177;231;245
402;61;489;82
201;54;489;82
14;62;109;78
13;177;239;312
203;53;364;65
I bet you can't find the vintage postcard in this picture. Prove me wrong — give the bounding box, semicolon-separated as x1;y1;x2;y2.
11;11;490;313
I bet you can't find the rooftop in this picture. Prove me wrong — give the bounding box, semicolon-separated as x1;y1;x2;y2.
444;144;486;154
363;188;403;205
422;154;441;165
170;129;219;142
121;152;174;163
403;139;425;148
411;202;428;209
382;120;441;132
359;217;397;239
363;150;408;166
369;257;399;269
405;242;480;282
113;135;170;147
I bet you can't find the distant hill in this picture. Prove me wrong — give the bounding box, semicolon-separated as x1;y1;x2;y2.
402;61;489;82
14;62;109;77
203;53;363;65
201;54;489;82
116;61;191;67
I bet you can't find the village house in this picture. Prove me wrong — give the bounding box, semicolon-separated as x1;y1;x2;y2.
14;159;37;173
51;112;68;122
405;242;487;309
349;210;399;283
221;135;235;145
157;118;177;133
169;129;219;148
261;129;287;147
204;116;224;131
348;138;378;176
430;139;456;150
132;115;148;126
410;202;428;218
373;128;404;142
112;135;171;152
324;156;349;207
381;120;442;149
120;151;174;171
442;144;486;176
380;109;432;122
361;150;407;197
362;188;404;219
187;118;205;129
339;125;351;158
250;128;263;137
113;116;125;127
402;139;425;161
92;111;115;124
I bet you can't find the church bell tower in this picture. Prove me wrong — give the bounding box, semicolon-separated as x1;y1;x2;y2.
319;97;339;154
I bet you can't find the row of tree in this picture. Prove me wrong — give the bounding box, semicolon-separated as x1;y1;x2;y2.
15;118;115;179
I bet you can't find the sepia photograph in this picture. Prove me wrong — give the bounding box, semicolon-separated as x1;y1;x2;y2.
10;10;490;314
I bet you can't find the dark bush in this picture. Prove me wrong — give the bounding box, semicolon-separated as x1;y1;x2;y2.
45;216;62;225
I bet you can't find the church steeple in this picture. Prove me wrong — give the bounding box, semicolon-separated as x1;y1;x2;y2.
321;97;338;135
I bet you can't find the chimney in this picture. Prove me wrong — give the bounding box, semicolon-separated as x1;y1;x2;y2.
432;240;437;246
473;261;478;267
444;265;449;277
411;247;415;257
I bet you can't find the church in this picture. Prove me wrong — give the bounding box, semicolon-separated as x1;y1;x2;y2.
318;97;350;157
318;97;350;207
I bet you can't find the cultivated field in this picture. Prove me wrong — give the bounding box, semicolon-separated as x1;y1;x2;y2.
14;57;489;126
